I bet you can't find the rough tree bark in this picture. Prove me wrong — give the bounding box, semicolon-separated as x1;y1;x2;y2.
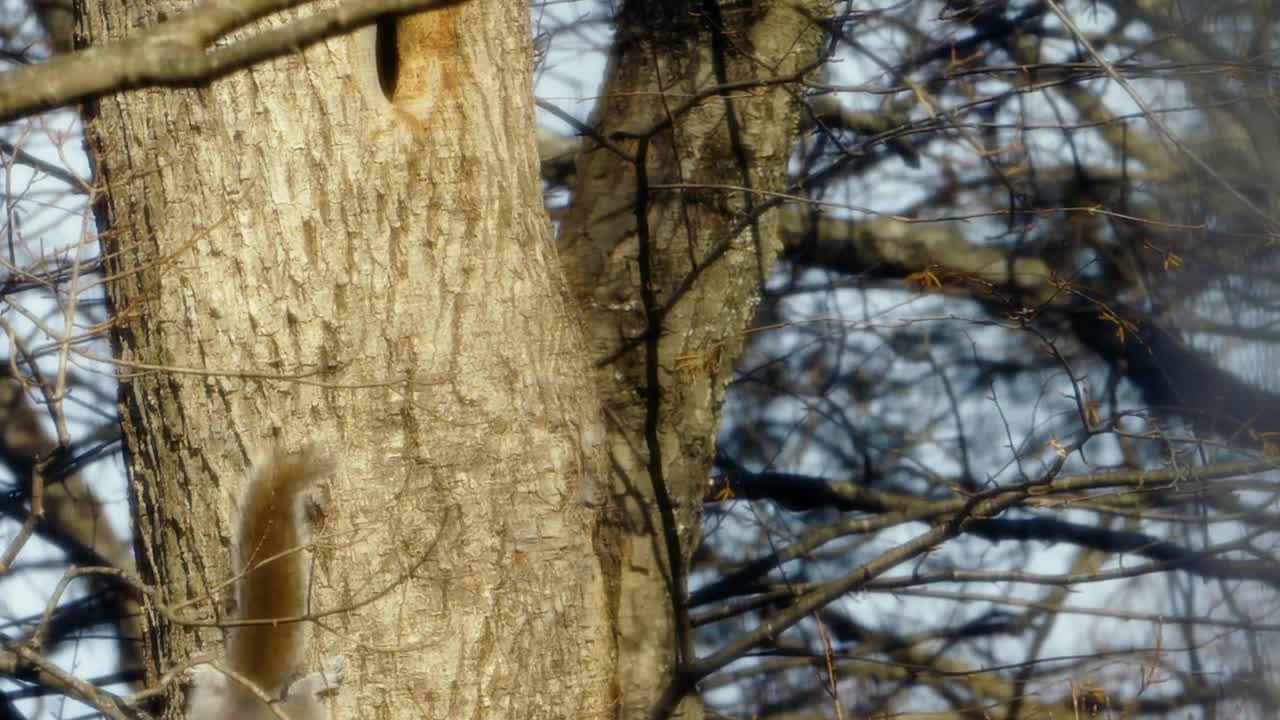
554;2;831;716
83;1;614;718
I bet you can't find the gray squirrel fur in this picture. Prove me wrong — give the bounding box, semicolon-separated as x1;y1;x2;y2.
186;449;342;720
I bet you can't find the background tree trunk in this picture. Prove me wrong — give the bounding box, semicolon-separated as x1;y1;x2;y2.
83;2;615;718
554;2;831;716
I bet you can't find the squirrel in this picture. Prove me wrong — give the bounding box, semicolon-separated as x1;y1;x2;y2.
187;448;343;720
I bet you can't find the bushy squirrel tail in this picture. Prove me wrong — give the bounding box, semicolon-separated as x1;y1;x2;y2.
226;448;332;695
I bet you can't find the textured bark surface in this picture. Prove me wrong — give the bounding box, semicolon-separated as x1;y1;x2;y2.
83;2;614;718
554;2;831;716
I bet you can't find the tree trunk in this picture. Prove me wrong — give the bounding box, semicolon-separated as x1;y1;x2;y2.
555;2;831;716
83;2;614;718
